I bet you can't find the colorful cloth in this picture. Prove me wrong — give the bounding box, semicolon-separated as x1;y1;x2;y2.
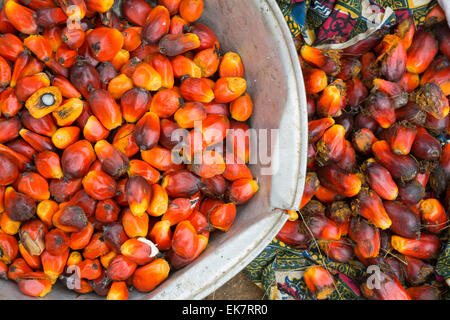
277;0;438;48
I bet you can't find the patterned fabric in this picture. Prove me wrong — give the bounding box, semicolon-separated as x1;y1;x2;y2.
437;240;450;286
276;0;438;48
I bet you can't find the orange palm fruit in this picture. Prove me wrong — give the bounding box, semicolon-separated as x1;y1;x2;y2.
34;151;63;180
122;208;149;238
303;266;335;300
121;237;158;265
419;198;448;234
20;56;45;79
170;14;188;34
392;233;441;260
0;232;18;265
107;281;129;300
36;200;58;228
360;51;379;88
0;88;22;118
82;231;109;259
86;0;114;12
406;30;438;74
107;254;137;281
214;77;246;103
201;113;230;147
113;124;140;158
1;212;21;235
146;184;168;217
88;88;123;130
83;116;109;143
51;75;82;98
24;35;52;63
51;126;81;149
78;258;102;280
55;45;77;68
141;5;170;45
396;16;415;50
100;251;117;269
174;102;207;129
149;88;180;118
126;176;151;217
161;197;195;226
227;178;259;205
349;217;380;259
122;0;152;26
86;27;124;62
70;223;94;250
171;220;198;259
352;128;376;155
300;45;341;76
149;220;172;250
229;93;253;122
406;285;441;300
52;205;88;233
17;172;50;201
61;140;96;179
17;272;53;297
222;153;252;182
208;203;236;232
159;33;201;57
110;49;130;71
24;85;61;120
146;53;174;89
128;159;160;185
18;243;41;270
303;66;328;95
44;227;69;256
162;169;201;198
179;77;214;103
43;26;63;52
94;140;129;178
134;112;160;151
317;79;346;117
299;172;320;209
352;188;392;230
94;199;120;224
172;55;202;79
190;150;225;178
132;258;169;292
193;48;219;78
52;98;84;126
167;232;208;269
131;62;162;91
122;26;142;52
4;0;38;35
41;249;69;283
0;56;11;89
179;0;203;22
218;52;244;78
0;33;24;62
82;170;117;201
121;87;151;123
308;117;335;143
384;121;417;155
317;164;361;198
315;124;346;166
364;159;398;201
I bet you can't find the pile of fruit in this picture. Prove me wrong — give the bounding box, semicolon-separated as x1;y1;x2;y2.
277;6;450;300
0;0;259;300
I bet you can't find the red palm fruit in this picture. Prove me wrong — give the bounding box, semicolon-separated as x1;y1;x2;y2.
63;189;97;218
373;78;408;109
395;16;415;50
299;172;319;209
49;178;82;203
149;88;180;118
416;83;449;119
82;170;117;201
89;269;111;296
317;164;361;198
128;159;160;185
4;1;38;34
159;118;183;150
106;281;128;300
201;114;230;146
55;0;87;19
441;143;450;179
0;143;33;172
82;230;111;257
83;115;109;143
94;199;120;224
121;238;158;265
86;27;123;62
122;0;152;26
365;91;395;128
15;73;51;103
141;5;170;45
422;65;450;96
130;43;160;60
34;151;63;180
112;124;139;158
222;153;252;182
406;30;438;74
103;222;129;253
352;188;392;230
190;150;225;179
41;249;69;283
52;205;88;233
303;266;335;300
0;5;15;34
44;228;69;256
36;199;57;226
8;258;32;280
115;178;128;206
132;258;170;292
307;143;317;170
406;285;441;300
363;159;398;200
300;45;341;76
61;140;96;179
61;25;85;50
122;26;142;52
51;75;81;98
276;220;310;249
354;113;379;132
435;24;450;59
171;220;198;259
304;212;341;241
336;57;360;81
208;203;236;232
69;61;101;99
360;51;379;87
400;72;420;93
227;178;259;205
180;77;214;103
43;54;69;77
345;78;368;108
161;197;195;226
174;102;207;129
97;62;118;88
372;140;418;181
404;255;434;286
420;198;448;234
159;0;182;14
352;128;377;155
316;79;346;117
78;258;102;280
420;55;449;86
149;220;172;251
126;176;151;217
0;88;22;118
17;172;50;201
398;180;425;205
5;187;35;222
17;272;53;297
327;201;351;224
162;169;201;198
70;224;94;251
19;128;54;152
107;254;137;281
315;124;345;166
159;33;201;57
376;35;407;82
166;232;208;269
213;77;246;103
133;112;160;151
0;56;11;89
75;101;93;128
6;139;35;160
121;88;151;123
19;56;45;79
411;127;442;160
391;233;441;260
349;216;380;258
319;239;353;264
384;121;417;155
170;14;188;35
361;271;410;300
0;154;18;186
88;88;123;130
0;34;24;62
0;232;18;264
395;101;426;126
187;209;208;233
186;22;218;51
94;140;129;178
24;35;52;63
306;95;316;119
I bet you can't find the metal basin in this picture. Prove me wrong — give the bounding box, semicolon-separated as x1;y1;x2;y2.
0;0;307;299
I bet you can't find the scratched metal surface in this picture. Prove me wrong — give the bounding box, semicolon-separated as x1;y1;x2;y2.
0;0;307;300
